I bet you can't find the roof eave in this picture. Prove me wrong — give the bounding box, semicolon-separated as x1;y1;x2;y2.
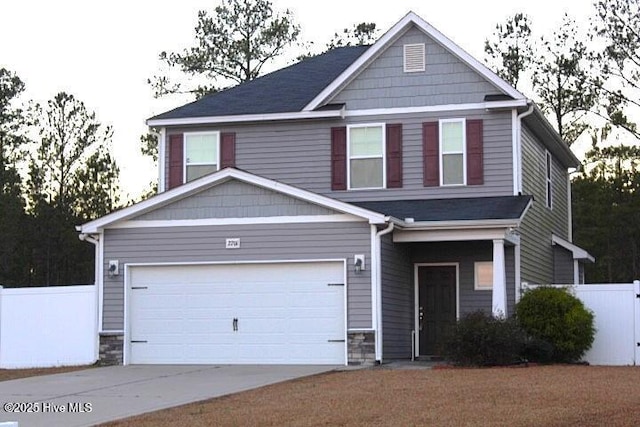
395;218;521;230
146;108;345;127
525;106;581;168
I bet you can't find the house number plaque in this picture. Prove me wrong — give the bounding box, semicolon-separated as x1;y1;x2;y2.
225;238;240;249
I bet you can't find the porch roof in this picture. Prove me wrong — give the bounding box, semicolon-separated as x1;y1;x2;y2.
352;195;533;222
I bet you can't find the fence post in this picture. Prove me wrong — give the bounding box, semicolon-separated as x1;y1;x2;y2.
635;280;640;366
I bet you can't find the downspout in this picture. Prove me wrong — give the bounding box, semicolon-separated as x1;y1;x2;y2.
516;103;535;194
79;231;101;362
374;221;394;363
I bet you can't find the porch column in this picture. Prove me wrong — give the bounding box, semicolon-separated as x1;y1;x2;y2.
492;239;507;317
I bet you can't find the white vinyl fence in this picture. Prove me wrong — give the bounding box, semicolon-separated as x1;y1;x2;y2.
0;285;97;368
523;280;640;366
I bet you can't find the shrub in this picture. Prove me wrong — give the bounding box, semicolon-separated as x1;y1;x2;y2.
442;311;525;366
516;286;595;363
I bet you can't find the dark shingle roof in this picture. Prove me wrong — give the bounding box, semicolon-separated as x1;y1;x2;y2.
352;196;533;222
150;46;369;120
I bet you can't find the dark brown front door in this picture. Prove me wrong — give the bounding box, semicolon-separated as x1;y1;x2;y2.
418;265;457;356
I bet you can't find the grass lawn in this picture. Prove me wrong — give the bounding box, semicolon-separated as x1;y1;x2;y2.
103;365;640;426
0;365;93;382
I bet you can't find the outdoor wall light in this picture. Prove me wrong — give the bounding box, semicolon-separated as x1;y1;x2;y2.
354;254;365;273
108;260;119;277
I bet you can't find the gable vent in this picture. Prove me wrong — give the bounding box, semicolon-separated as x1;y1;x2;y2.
404;43;425;72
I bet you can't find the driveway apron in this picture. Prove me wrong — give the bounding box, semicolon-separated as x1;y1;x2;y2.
0;365;337;426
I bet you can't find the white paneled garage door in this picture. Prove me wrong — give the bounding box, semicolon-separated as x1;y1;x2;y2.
128;262;345;365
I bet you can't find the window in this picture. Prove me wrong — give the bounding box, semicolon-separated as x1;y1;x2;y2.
184;132;219;182
545;150;553;209
348;124;385;189
404;43;425;72
474;262;493;290
440;119;466;185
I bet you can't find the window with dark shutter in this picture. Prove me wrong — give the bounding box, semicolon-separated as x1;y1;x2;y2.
331;127;347;190
220;132;236;168
386;124;403;188
168;133;184;189
466;119;484;185
422;122;439;186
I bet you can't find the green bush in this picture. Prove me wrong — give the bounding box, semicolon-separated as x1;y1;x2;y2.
516;286;595;363
442;311;525;366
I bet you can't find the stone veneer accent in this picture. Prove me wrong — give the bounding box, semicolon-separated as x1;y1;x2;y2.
99;332;124;365
347;331;376;365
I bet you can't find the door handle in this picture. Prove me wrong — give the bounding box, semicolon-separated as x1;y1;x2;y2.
419;306;424;331
232;317;238;332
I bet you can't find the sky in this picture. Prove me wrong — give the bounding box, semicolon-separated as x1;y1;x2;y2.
0;0;595;198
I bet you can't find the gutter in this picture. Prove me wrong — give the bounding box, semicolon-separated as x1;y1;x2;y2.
146;107;345;127
373;221;394;363
516;103;535;194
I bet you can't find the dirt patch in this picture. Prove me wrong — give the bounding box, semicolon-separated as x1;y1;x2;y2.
0;365;93;382
102;365;640;426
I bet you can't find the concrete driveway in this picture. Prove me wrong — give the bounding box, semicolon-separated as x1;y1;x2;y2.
0;364;337;427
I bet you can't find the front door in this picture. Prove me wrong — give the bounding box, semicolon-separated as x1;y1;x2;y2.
418;265;457;356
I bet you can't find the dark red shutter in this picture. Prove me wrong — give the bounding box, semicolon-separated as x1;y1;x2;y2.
386;124;403;188
168;133;184;189
220;132;236;168
423;122;439;187
466;119;484;185
331;127;347;190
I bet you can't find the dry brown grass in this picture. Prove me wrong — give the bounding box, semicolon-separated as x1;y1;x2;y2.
0;365;93;382
102;365;640;427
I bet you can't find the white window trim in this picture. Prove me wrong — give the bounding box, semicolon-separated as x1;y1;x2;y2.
545;150;553;209
183;131;220;183
403;43;426;73
439;118;467;186
347;123;387;190
474;261;493;291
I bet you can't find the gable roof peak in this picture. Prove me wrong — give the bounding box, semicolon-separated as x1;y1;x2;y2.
303;11;526;111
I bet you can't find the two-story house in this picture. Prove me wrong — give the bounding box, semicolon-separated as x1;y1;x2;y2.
79;12;593;366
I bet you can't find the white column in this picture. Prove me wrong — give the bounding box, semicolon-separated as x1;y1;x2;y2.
492;239;507;317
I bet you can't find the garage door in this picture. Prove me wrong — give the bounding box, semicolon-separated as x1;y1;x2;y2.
128;262;345;365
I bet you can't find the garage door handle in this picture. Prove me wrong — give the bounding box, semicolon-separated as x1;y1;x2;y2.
328;339;345;343
233;317;238;332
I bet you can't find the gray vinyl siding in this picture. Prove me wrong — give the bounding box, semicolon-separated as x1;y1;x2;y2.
330;26;504;109
553;246;575;284
380;235;413;359
519;125;571;284
505;246;515;316
135;180;335;221
165;108;513;202
411;241;516;316
102;222;371;331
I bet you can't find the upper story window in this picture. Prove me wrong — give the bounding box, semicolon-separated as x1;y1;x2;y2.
440;119;466;186
404;43;425;72
184;132;219;182
348;124;386;189
546;150;553;209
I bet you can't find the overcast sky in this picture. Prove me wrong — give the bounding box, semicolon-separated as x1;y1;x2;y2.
1;0;593;197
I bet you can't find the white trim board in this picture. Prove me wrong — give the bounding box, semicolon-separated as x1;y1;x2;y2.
110;214;363;229
551;234;595;262
79;168;387;233
146;108;345;127
344;100;527;119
